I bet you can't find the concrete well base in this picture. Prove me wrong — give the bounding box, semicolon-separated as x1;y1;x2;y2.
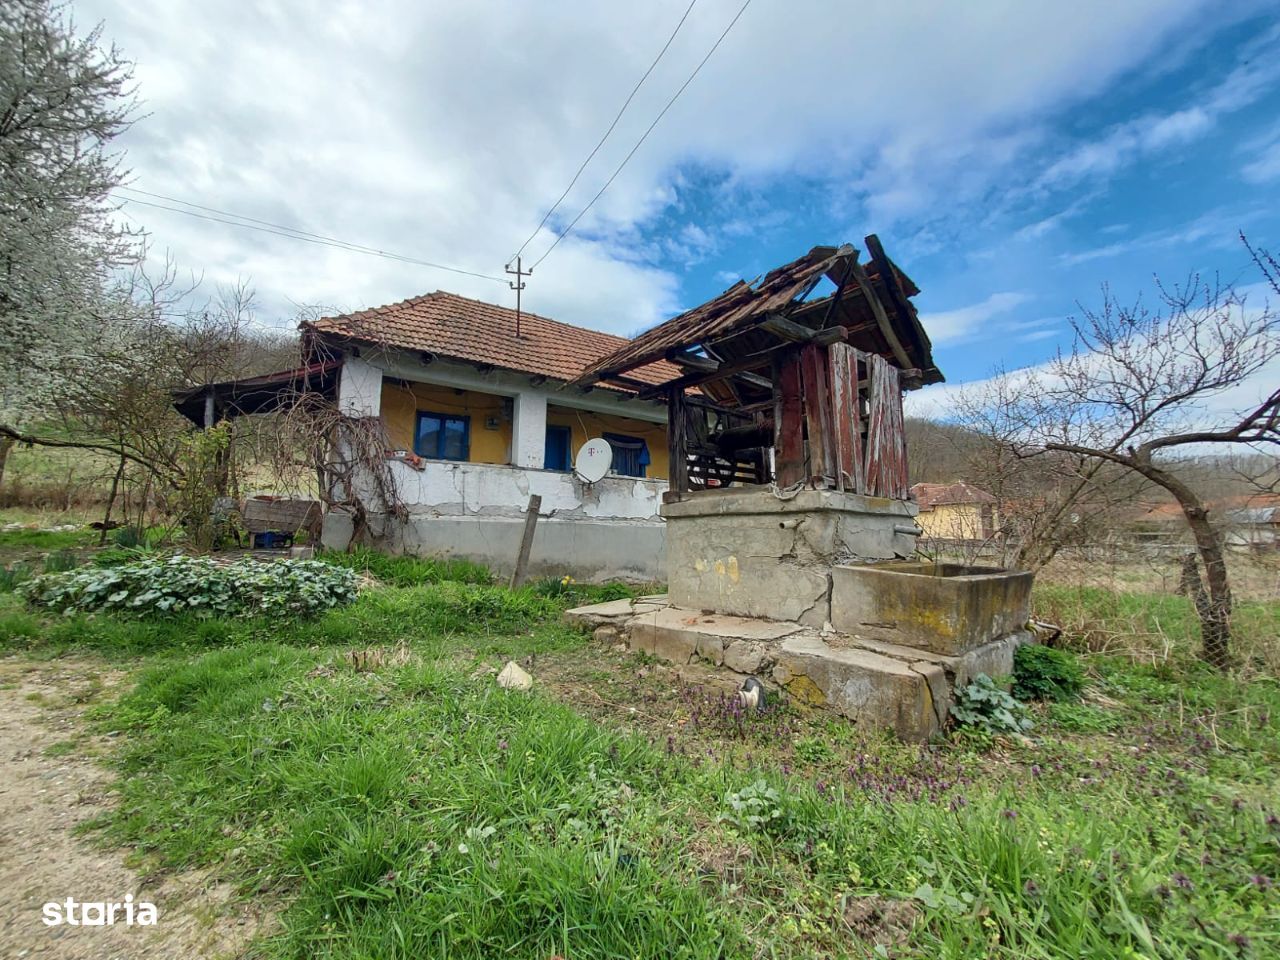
565;596;1032;741
660;488;920;627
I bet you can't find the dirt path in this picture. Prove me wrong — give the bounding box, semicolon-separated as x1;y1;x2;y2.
0;657;268;959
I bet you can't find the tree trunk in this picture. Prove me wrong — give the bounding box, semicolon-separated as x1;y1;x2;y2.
0;434;13;491
1140;465;1233;668
1177;498;1233;668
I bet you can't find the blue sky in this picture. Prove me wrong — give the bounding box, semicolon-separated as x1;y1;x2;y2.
83;1;1280;410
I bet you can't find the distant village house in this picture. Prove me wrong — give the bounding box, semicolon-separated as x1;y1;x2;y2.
910;481;998;542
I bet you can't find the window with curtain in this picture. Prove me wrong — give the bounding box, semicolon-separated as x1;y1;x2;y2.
544;425;571;471
604;432;650;478
415;411;470;461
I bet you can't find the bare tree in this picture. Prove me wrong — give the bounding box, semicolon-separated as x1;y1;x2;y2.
964;243;1280;667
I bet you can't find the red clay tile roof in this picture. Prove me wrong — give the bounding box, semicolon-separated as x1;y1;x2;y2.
911;481;997;511
301;291;680;390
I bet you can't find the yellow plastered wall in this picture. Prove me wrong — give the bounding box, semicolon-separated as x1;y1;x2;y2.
381;380;511;464
547;404;669;481
916;503;997;540
379;381;670;477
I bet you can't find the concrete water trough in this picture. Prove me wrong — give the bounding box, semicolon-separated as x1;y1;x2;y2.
830;562;1033;656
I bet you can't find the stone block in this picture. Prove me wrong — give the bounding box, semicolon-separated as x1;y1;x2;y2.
723;640;770;675
563;597;667;630
771;636;940;740
624;606;803;669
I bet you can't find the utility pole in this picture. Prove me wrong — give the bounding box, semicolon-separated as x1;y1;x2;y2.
505;256;532;339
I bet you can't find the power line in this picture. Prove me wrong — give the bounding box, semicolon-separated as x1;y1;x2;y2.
508;0;698;265
113;187;507;283
531;0;753;270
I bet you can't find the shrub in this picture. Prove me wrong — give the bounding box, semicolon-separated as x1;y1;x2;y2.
950;674;1032;735
1013;644;1085;702
21;555;359;618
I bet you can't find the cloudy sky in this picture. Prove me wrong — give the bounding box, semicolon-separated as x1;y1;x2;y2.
81;0;1280;411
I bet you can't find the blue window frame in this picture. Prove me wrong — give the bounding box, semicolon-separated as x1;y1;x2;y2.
544;425;571;471
604;432;650;478
414;411;470;461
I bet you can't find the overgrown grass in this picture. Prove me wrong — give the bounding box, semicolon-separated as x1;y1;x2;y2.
1034;582;1280;674
317;547;495;586
84;639;1279;959
5;549;1276;958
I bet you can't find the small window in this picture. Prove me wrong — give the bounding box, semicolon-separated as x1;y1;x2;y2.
604;432;650;478
414;411;470;461
544;425;571;471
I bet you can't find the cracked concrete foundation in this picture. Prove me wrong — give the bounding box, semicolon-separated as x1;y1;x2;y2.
565;597;1032;741
661;488;919;626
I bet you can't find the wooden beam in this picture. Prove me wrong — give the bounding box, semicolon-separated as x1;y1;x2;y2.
667;385;689;494
773;352;805;487
667;349;773;391
635;343;792;401
509;494;542;590
864;234;922;383
760;313;849;345
846;256;914;372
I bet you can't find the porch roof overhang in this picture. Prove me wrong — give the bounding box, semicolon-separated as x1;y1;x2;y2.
571;235;942;404
171;360;340;426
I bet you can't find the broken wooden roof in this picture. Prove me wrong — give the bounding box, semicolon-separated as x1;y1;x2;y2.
573;236;942;401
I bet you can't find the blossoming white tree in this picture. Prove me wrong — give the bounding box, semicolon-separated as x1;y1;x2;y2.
0;0;139;481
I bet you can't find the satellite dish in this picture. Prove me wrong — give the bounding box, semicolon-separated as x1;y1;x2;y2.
574;438;612;483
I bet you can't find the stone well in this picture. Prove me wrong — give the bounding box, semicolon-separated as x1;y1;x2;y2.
565;488;1036;741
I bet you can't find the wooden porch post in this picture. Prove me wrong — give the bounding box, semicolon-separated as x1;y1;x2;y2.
667;385;688;495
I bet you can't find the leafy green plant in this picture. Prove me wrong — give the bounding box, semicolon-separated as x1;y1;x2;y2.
1013;644;1085;702
21;555;358;618
721;779;787;832
950;674;1033;735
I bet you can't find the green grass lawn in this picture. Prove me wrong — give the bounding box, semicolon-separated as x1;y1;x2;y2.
1;544;1277;959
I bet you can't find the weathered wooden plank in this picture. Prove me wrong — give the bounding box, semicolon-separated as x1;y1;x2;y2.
760;313;850;345
773;352;805;487
800;342;835;487
864;354;908;499
827;342;863;493
509;494;543;589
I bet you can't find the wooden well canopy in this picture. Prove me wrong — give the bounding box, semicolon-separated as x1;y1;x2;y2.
572;236;941;499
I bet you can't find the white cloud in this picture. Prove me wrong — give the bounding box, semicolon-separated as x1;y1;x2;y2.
73;0;1236;337
1034;32;1280;193
1242;139;1280;183
917;292;1033;345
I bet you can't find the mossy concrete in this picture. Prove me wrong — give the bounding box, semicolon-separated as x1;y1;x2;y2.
564;596;1032;741
830;561;1033;655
